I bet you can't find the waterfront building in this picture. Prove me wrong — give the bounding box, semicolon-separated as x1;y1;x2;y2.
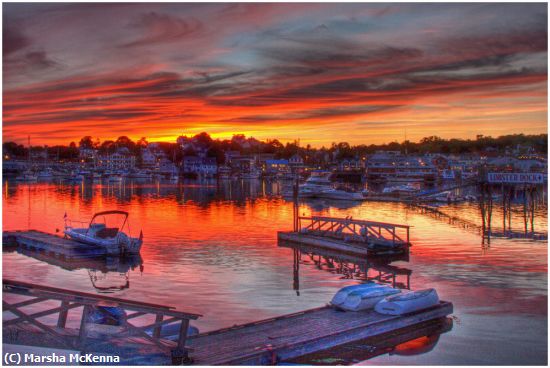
97;148;135;171
265;159;290;175
182;156;218;176
224;151;241;166
366;151;437;183
289;154;305;174
337;158;365;171
78;147;97;160
141;148;157;168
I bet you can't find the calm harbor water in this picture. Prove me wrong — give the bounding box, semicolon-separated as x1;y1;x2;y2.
3;179;548;365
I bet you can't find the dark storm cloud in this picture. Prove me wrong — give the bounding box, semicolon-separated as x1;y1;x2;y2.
3;22;30;56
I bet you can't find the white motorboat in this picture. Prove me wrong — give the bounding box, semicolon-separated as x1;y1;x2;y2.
320;187;365;201
440;169;456;180
126;170;152;180
374;288;439;315
15;170;38;182
339;286;401;312
37;168;54;179
108;175;123;183
64;210;143;255
67;174;84;182
330;282;383;307
382;184;419;196
426;191;463;203
240;169;260;179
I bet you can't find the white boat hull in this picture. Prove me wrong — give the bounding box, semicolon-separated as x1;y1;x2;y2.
64;228;142;255
340;286;401;312
374;288;439;315
331;283;383;307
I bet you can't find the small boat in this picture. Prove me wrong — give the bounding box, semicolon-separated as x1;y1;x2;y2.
108;175;123;182
382;184;419;196
374;288;439;315
64;210;143;255
240;169;260;179
15;170;37;182
320;188;365;201
86;303;199;340
330;282;383;307
126;170;152;180
67;174;84;182
144;321;199;340
440;169;456;180
339;286;401;312
37;168;54;179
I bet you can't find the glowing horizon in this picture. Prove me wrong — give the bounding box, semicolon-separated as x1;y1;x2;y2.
3;3;548;147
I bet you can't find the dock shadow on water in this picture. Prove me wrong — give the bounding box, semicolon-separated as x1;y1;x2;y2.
2;179;548;365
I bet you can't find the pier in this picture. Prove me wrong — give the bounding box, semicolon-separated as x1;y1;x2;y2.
3;230;131;259
186;302;452;365
279;216;411;256
3;279;201;365
3;279;453;365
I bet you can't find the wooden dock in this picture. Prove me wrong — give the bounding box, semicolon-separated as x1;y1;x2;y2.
3;230;122;259
187;302;452;365
278;216;411;256
3;279;453;365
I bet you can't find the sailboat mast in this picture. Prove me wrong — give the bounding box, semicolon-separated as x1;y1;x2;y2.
27;135;31;167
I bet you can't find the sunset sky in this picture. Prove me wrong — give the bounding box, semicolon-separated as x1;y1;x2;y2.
3;3;548;147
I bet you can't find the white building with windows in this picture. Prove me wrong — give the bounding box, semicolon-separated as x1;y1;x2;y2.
97;148;135;171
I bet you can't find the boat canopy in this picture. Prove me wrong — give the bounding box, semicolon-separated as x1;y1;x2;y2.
89;211;129;231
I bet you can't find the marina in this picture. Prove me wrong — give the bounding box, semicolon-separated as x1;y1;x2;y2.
2;2;548;365
4;169;545;364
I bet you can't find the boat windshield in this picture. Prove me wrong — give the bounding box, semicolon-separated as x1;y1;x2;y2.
89;211;129;232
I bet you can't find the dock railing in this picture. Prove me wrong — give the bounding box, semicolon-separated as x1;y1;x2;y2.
298;216;410;246
3;279;201;363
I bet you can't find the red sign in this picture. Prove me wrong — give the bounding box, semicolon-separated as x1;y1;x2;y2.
487;172;545;184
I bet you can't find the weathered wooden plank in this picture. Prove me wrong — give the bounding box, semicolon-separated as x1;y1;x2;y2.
188;302;452;365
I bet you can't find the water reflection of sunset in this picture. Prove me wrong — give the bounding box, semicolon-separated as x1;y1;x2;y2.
2;180;547;364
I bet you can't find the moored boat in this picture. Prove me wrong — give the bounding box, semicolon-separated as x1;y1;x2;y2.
339;285;401;312
64;210;143;255
374;288;439;315
330;282;383;307
15;170;38;182
108;175;123;182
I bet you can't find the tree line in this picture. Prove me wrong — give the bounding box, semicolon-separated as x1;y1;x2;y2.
3;133;547;164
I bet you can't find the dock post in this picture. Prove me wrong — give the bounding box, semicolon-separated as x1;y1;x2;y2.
78;305;91;348
57;301;69;328
293;177;299;232
523;184;527;234
172;319;191;365
153;313;163;338
502;183;506;233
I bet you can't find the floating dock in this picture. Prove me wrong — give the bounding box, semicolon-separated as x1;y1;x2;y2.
278;216;411;256
3;230;121;259
187;302;452;365
3;279;453;365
